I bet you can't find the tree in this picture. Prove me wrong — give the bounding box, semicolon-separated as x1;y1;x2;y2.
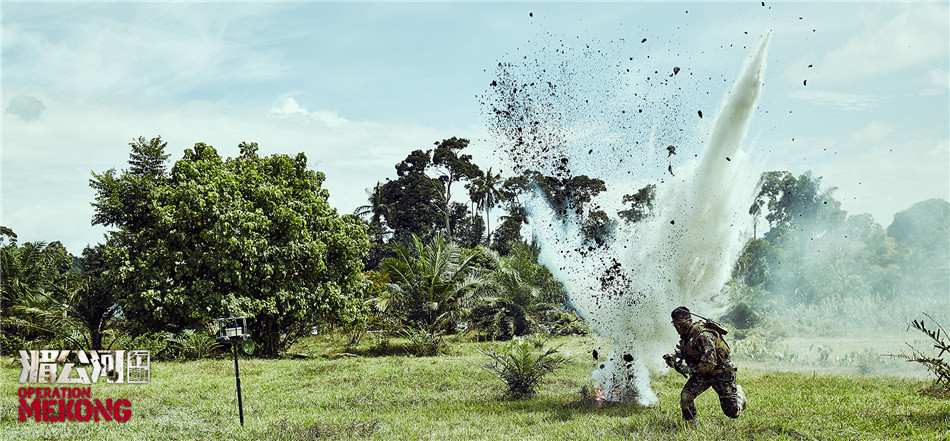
888;198;950;258
887;199;950;300
378;234;487;334
449;201;485;249
752;171;845;244
92;140;370;357
1;238;73;347
491;204;527;256
68;245;121;350
431;137;481;241
90;136;170;231
618;184;656;224
378;150;445;244
469;167;504;244
581;209;616;246
353;182;394;270
524;171;606;219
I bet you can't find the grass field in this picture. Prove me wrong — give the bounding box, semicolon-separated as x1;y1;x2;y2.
1;334;947;440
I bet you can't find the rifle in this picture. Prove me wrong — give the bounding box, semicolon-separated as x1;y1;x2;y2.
663;345;691;378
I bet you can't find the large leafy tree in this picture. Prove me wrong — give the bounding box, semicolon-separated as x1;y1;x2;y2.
751;171;845;244
887;198;950;301
378;150;445;244
431;137;482;241
90;136;170;231
92;140;369;357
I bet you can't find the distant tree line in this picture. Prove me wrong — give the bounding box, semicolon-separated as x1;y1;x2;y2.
3;136;947;357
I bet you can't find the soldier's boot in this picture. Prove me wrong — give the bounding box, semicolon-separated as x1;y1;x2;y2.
736;384;747;411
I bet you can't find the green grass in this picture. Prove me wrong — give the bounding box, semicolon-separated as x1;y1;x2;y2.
1;335;947;440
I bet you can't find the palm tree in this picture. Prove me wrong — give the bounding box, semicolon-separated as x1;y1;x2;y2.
470;168;504;244
1;241;66;341
2;240;122;351
480;248;539;312
379;234;487;334
353;182;390;226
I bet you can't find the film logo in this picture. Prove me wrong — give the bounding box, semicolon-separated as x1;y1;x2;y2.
16;349;150;423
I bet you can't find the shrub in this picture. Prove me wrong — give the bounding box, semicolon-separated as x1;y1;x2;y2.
889;313;949;388
166;329;223;360
125;331;173;360
723;302;761;329
481;338;567;399
471;300;532;340
1;333;31;357
402;327;447;357
534;304;589;336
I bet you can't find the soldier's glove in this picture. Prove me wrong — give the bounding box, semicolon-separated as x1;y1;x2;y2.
663;354;675;368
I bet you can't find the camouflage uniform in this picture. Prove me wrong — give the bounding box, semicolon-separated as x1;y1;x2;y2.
678;322;744;422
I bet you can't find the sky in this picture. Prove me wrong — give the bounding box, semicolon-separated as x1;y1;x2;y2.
2;1;948;254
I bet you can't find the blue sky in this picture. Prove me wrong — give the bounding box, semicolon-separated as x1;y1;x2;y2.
3;2;948;253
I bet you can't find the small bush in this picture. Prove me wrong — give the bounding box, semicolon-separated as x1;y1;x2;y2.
889;313;950;389
481;338;567;399
0;334;31;357
126;332;173;360
402;327;446;357
535;305;589;336
723;302;761;329
166;330;222;360
471;300;532;341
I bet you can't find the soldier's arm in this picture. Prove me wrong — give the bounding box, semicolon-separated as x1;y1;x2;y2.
693;332;718;374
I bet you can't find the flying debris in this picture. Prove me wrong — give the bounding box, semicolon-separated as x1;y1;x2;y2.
593;350;599;360
673;67;680;75
668;164;674;176
667;145;676;157
698;110;703;118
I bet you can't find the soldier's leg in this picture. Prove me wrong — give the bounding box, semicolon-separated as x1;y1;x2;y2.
711;371;744;418
680;376;712;423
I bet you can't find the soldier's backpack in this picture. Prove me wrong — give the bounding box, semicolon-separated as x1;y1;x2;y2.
686;319;732;361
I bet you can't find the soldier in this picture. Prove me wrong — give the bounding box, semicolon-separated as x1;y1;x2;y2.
667;306;746;428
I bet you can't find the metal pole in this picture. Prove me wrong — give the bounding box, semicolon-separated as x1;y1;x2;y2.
232;339;244;426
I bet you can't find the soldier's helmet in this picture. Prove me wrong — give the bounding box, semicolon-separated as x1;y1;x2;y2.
671;306;691;322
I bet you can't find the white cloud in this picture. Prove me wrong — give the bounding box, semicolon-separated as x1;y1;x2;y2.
819;138;949;226
772;125;950;226
1;6;287;100
921;68;950;96
849;121;893;146
1;92;453;252
795;3;948;87
788;89;882;111
270;96;350;127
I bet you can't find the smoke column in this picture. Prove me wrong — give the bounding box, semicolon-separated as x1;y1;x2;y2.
526;33;771;406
